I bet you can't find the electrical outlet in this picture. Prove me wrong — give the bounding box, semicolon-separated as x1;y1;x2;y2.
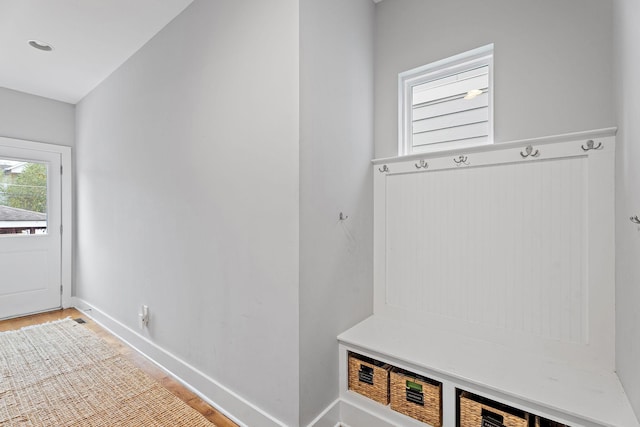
139;305;149;327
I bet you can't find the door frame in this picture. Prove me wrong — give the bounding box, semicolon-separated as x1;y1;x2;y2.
0;136;72;310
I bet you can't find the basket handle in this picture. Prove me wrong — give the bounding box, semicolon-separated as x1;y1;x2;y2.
481;408;505;427
405;380;424;406
358;364;374;385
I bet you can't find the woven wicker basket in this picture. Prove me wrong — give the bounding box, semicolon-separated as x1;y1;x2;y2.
538;417;567;427
390;368;442;427
459;391;528;427
347;352;391;405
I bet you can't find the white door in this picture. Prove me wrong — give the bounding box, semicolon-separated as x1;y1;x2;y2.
0;146;62;319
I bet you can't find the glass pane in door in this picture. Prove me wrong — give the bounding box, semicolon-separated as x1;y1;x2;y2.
0;159;48;235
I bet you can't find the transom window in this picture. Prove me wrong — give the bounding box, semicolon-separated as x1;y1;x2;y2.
399;44;494;155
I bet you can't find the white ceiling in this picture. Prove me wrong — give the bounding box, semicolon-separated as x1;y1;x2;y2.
0;0;194;104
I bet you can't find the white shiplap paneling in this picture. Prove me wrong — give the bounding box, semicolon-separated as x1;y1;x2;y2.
385;157;587;343
374;132;616;370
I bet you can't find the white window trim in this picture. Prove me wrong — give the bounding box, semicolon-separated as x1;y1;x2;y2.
398;44;494;156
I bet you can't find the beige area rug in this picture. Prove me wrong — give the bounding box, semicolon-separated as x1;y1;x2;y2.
0;319;216;426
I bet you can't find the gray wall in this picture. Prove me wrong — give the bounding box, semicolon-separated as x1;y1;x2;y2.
613;0;640;419
374;0;614;158
0;87;75;146
75;1;300;425
299;0;374;424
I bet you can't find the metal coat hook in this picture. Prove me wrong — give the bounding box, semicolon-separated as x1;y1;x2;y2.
453;155;469;166
378;165;389;173
631;215;640;225
339;212;349;221
520;145;540;159
581;140;603;151
415;159;428;169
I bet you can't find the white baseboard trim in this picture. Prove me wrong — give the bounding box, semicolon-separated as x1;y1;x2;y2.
308;398;405;427
338;399;397;427
306;399;340;427
71;297;286;427
307;398;396;427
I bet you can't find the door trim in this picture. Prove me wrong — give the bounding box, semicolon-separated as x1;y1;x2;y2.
0;136;72;309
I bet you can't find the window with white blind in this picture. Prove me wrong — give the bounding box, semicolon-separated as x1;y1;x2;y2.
399;44;494;155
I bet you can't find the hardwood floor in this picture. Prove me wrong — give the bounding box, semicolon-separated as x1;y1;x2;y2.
0;308;239;427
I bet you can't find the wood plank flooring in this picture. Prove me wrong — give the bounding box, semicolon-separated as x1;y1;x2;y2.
0;308;239;427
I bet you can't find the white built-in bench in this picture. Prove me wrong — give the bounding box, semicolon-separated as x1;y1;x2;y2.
336;129;639;427
338;314;639;427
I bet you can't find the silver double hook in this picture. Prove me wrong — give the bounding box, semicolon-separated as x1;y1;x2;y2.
453;155;469;166
414;159;428;169
520;145;540;158
581;140;603;151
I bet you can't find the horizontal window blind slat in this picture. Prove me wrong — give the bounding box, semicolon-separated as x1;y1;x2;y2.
413;92;489;121
412;122;489;147
412;73;488;106
412;107;488;134
411;136;489;153
413;66;488;93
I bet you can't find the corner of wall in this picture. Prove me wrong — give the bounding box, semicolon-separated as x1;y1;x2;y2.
612;0;640;420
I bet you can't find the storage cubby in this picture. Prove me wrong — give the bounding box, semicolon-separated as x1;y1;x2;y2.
457;390;529;427
391;368;442;426
347;352;391;405
536;417;568;427
346;351;444;426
